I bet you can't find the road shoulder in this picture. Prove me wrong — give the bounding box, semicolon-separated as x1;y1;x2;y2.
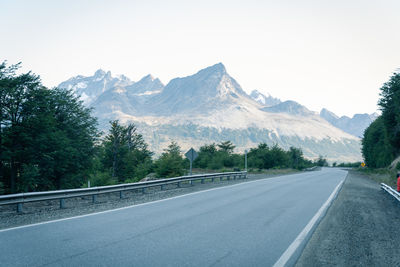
295;170;400;266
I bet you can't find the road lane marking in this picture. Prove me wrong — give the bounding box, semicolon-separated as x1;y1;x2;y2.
273;178;345;267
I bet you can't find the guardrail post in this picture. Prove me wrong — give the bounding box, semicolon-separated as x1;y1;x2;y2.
212;177;215;182
201;179;205;184
178;182;182;188
142;187;147;194
227;175;230;181
17;203;23;213
190;180;193;186
92;194;97;203
161;184;165;190
60;198;65;209
120;191;124;199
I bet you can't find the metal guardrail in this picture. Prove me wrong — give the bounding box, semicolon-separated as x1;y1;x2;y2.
0;171;247;213
381;183;400;202
305;166;320;171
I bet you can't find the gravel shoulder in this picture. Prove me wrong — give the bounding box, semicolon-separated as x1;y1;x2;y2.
0;171;298;230
296;170;400;266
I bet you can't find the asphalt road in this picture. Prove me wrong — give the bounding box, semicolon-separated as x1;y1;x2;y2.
0;168;347;267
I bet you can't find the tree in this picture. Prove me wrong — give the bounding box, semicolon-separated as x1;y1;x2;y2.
270;144;288;168
315;156;328;167
101;120;152;182
103;120;128;180
195;143;218;169
248;143;311;170
360;72;400;169
0;62;41;192
217;141;235;154
288;146;303;169
155;141;184;178
248;143;272;169
194;141;241;170
362;116;392;168
378;72;400;152
0;61;98;192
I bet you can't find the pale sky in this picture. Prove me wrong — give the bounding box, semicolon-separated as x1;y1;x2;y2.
1;0;399;117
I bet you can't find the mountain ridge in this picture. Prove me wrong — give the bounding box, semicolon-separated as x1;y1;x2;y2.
320;108;378;137
58;63;371;162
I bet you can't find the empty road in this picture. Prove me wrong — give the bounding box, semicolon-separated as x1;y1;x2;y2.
0;168;347;267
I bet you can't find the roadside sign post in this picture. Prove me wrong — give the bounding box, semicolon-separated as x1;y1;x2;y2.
185;148;198;176
245;150;248;172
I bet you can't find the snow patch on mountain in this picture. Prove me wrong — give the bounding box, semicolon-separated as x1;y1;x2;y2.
250;90;281;107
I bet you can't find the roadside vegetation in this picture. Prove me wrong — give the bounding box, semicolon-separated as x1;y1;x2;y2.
360;71;400;187
0;62;324;194
332;162;362;168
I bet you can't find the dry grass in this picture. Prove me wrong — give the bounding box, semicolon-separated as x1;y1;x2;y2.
357;168;398;188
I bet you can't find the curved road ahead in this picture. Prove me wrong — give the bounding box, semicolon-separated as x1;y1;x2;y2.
0;168;347;267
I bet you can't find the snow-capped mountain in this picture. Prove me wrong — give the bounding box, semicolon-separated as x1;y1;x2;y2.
250;90;281;107
143;63;255;116
58;69;134;105
58;63;363;162
125;74;164;96
320;108;379;138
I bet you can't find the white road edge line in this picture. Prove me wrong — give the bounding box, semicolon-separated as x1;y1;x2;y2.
0;172;303;233
273;179;345;267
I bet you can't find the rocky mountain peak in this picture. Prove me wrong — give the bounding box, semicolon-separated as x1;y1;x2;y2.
195;62;227;79
262;100;315;116
94;69;106;77
209;62;226;73
320;108;340;122
320;108;378;137
250;90;281;107
140;74;156;82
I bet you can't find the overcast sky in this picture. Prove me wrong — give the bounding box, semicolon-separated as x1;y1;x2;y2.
1;0;399;117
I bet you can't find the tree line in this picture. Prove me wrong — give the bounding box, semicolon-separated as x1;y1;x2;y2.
0;62;322;194
362;72;400;168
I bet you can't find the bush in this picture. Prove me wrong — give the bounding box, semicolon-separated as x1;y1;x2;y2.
88;171;116;187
